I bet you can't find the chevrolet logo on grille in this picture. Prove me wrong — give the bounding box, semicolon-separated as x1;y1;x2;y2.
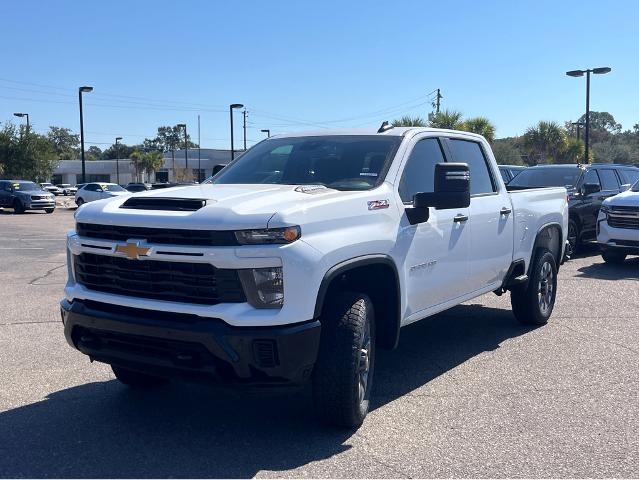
115;240;150;260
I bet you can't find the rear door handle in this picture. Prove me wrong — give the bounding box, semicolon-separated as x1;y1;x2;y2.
453;214;469;223
500;207;512;215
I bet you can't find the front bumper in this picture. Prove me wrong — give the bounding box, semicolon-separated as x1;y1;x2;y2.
61;299;321;386
26;200;55;210
597;218;639;254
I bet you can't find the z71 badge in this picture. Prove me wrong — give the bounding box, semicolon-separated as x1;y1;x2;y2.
368;199;390;210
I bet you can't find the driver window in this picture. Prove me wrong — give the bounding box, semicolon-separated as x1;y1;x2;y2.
583;169;600;188
398;138;445;203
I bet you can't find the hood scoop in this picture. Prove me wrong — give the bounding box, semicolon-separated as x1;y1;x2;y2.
120;196;209;211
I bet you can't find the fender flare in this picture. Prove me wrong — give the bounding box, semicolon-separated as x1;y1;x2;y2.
529;222;564;274
314;254;402;350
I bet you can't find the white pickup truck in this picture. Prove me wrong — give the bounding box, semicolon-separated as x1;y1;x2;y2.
62;127;568;427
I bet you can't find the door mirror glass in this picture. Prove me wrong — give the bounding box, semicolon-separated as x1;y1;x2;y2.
413;163;471;210
582;182;601;196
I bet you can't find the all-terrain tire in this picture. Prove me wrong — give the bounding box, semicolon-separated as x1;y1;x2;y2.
312;292;375;428
601;250;626;264
111;365;169;388
13;199;25;214
511;249;557;326
45;208;54;214
76;197;85;207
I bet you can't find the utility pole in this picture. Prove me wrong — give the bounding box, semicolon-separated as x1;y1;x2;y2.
435;88;442;114
197;114;201;182
242;109;248;150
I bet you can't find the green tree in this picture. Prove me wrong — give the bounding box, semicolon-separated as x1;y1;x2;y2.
143;126;197;152
391;116;427;127
101;142;141;160
592;141;633;164
523;121;567;164
559;137;585;164
130;150;143;182
86;145;103;160
46;126;79;159
428;110;464;129
492;140;523;165
139;150;166;181
0;123;58;180
462;117;496;143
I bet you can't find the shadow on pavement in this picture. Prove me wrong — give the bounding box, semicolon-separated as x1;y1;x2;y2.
0;303;533;478
576;255;639;280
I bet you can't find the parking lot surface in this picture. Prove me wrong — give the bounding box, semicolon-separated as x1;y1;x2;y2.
1;208;638;478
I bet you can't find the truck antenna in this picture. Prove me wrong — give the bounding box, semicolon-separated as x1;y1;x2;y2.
377;121;394;133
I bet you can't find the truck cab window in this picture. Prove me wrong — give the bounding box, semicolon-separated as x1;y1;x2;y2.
583;169;600;189
398;138;445;203
448;139;496;195
599;169;619;191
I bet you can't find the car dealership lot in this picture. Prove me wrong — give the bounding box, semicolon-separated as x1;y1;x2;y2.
0;208;638;478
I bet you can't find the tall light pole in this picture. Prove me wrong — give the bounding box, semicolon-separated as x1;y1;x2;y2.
197;114;201;182
260;129;271;138
242;109;248;150
229;103;243;160
13;112;30;133
566;67;611;164
115;137;122;185
571;122;584;141
78;86;93;183
177;123;188;181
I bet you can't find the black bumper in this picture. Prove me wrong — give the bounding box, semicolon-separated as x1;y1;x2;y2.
61;299;321;386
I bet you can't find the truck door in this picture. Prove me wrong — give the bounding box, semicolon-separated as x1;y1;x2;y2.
446;138;514;292
396;136;471;317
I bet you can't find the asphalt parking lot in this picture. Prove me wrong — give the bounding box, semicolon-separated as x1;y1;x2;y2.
1;207;638;478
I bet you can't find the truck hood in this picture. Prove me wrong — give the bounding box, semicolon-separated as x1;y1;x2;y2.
74;183;383;230
603;189;639;207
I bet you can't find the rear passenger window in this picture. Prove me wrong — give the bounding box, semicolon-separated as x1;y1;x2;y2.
399;138;446;203
583;169;600;187
448;139;496;195
598;169;619;190
620;169;639;185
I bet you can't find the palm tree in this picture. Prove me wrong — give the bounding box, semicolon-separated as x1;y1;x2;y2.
140;150;165;182
391;116;427;127
462;117;496;143
129;150;143;182
428;110;464;130
523;121;567;164
560;137;584;164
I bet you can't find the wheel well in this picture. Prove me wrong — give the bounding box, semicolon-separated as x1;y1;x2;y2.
532;224;562;271
315;259;401;351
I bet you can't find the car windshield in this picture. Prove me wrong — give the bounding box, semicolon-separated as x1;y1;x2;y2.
13;181;40;191
101;184;126;192
507;167;582;188
213;136;402;191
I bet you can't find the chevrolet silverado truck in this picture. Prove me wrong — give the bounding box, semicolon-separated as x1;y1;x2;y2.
597;179;639;263
61;126;568;427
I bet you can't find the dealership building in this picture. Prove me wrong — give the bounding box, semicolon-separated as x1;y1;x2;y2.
51;149;235;185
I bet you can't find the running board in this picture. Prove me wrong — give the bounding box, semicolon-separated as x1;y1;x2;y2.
512;274;528;284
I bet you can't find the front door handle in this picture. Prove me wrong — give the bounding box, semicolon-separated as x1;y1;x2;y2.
500;207;512;215
453;214;469;223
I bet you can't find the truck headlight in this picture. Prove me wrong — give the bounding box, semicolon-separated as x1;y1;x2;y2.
239;267;284;308
235;226;301;245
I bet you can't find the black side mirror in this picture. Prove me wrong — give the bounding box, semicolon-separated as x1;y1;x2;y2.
212;164;227;175
582;182;601;196
406;163;470;225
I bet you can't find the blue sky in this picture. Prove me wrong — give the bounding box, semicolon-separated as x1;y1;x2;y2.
1;0;637;149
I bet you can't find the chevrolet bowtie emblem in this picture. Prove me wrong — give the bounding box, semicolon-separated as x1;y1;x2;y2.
115;240;150;260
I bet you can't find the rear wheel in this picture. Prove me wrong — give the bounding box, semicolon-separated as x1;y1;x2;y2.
12;199;25;214
312;292;375;428
76;197;84;207
111;365;168;388
568;219;580;254
511;249;557;326
602;250;626;264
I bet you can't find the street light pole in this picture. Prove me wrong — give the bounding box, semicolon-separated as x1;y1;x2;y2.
115;137;122;185
78;86;93;184
197;114;201;182
242;109;247;150
229;103;244;160
261;129;270;138
13;112;29;132
566;67;611;164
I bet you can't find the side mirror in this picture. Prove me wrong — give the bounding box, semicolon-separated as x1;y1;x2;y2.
620;183;632;192
96;188;103;192
414;163;471;210
212;164;227;175
582;182;601;196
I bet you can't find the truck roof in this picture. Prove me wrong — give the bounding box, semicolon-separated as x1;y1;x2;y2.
270;127;486;141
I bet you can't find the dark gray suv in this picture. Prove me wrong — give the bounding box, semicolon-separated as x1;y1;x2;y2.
0;180;56;214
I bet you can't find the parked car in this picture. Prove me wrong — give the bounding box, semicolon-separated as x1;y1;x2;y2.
0;180;56;213
498;165;526;183
63;127;568;427
125;182;151;193
40;182;63;196
507;163;639;252
597;179;639;263
56;184;77;196
75;182;130;206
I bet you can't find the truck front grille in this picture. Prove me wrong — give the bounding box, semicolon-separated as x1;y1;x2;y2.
76;222;240;246
608;208;639;229
74;252;245;305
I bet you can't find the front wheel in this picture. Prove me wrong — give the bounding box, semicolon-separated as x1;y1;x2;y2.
567;219;580;254
312;292;375;428
45;208;54;214
13;199;25;214
75;197;84;207
602;250;626;264
112;365;168;388
511;249;557;325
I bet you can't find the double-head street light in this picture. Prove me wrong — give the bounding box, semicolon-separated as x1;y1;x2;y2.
261;129;271;138
13;112;30;131
566;67;611;163
229;103;243;160
78;86;93;183
115;137;123;185
177;123;188;179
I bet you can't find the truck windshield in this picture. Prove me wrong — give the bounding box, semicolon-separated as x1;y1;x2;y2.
13;182;40;191
507;167;582;188
213;136;402;191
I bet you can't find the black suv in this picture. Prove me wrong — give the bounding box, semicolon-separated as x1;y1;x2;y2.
507;163;639;251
